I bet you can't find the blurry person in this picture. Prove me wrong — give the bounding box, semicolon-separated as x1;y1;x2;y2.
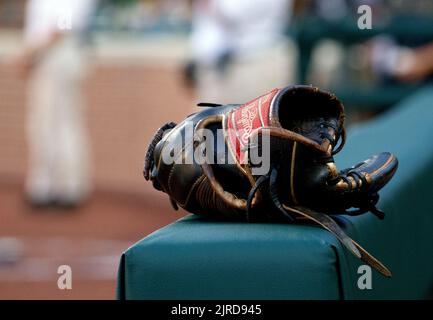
370;37;433;83
17;0;97;209
187;0;295;104
393;42;433;83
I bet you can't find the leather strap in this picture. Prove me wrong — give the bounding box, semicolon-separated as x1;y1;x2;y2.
283;205;392;278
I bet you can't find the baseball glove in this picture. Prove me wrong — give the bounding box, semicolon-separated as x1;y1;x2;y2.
144;85;398;277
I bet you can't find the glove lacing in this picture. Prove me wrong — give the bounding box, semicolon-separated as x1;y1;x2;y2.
318;121;346;155
338;168;385;219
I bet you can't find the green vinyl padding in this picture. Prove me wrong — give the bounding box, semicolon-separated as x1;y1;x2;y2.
117;85;433;299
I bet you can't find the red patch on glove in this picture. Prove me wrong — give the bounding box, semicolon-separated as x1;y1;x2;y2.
225;88;279;164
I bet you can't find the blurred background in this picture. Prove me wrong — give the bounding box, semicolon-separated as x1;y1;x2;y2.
0;0;432;299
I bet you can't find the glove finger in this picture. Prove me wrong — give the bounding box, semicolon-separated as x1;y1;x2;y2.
334;152;398;194
143;122;177;180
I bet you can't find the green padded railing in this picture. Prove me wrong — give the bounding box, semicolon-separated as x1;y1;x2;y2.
117;85;433;299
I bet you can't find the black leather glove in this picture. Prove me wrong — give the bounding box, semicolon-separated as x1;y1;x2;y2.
144;85;398;277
